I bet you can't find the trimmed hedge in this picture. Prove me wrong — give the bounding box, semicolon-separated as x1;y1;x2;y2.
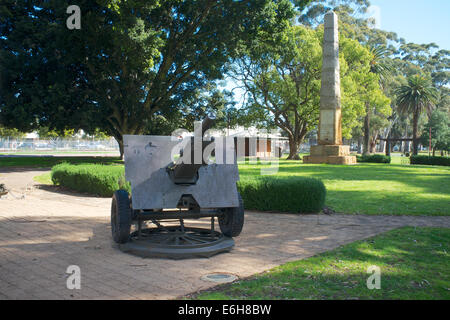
356;154;391;164
237;176;326;213
51;163;130;197
410;155;450;167
51;163;327;213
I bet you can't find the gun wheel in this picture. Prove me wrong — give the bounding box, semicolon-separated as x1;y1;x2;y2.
111;190;132;244
219;192;244;237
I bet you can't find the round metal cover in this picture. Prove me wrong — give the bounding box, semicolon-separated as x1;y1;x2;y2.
201;273;238;283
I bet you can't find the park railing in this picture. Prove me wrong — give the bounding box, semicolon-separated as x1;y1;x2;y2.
0;137;119;152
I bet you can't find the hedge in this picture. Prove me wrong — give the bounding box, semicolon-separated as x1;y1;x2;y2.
237;176;326;213
410;155;450;167
356;154;391;164
51;163;327;213
51;163;130;197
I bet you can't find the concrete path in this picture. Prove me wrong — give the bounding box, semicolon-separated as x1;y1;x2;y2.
0;169;449;300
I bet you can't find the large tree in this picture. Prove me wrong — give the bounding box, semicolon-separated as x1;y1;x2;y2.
396;75;438;155
0;0;300;158
231;25;390;159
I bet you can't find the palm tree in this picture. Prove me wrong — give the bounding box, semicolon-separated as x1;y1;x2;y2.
395;75;438;155
363;45;392;155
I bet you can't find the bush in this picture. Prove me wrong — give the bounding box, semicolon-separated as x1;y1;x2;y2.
51;163;130;197
356;154;391;164
51;164;327;213
237;176;326;213
410;155;450;166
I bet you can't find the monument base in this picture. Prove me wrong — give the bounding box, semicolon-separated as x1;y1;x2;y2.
303;145;356;165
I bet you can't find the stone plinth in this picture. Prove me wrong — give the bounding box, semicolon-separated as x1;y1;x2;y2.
303;145;356;165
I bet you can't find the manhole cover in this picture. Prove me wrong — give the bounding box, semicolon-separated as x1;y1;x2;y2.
201;273;238;283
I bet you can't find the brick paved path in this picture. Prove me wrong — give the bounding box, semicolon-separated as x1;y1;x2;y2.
0;168;449;300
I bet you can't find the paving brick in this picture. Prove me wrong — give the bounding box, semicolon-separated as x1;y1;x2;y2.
1;169;449;299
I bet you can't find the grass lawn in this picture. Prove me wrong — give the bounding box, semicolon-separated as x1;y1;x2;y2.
4;155;449;216
192;227;450;300
32;172;52;185
239;159;450;216
0;156;122;168
0;151;119;155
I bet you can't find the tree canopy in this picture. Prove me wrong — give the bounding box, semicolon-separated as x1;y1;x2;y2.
0;0;301;157
230;24;390;159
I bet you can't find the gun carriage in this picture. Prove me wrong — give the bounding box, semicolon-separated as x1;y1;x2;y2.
110;117;244;258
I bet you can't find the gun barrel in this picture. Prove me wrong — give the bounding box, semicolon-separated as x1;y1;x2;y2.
200;115;216;137
167;115;216;185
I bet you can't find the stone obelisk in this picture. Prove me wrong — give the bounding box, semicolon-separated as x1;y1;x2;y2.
303;12;356;165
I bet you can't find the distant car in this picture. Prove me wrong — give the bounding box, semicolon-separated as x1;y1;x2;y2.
17;142;35;150
75;143;88;150
94;144;106;150
35;142;50;149
87;143;107;150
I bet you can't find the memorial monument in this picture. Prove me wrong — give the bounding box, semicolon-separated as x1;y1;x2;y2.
303;11;356;165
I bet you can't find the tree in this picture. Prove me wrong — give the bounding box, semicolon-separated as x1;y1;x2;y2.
396;75;438;155
298;0;370;27
421;109;449;156
0;126;25;139
1;0;300;158
231;25;390;159
362;45;392;155
37;127;74;139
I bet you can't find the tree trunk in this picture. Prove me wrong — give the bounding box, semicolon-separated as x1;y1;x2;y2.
118;139;124;160
432;148;436;157
357;136;363;154
412;112;419;156
369;133;378;154
287;137;301;160
363;106;371;155
112;133;124;160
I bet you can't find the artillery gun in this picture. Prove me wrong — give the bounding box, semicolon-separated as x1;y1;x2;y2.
111;116;244;258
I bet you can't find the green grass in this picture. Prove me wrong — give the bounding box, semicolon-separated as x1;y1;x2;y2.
33;172;52;185
0;151;118;155
0;156;122;168
192;227;450;300
6;156;450;216
238;159;450;216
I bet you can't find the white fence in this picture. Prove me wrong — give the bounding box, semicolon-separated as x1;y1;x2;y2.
0;137;119;152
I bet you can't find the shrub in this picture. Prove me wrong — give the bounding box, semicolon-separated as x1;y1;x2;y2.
237;176;326;214
51;163;327;213
410;155;450;166
51;163;130;197
356;154;391;164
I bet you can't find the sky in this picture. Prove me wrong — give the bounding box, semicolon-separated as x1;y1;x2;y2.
368;0;450;50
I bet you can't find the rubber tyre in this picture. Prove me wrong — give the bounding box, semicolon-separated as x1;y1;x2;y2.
111;190;132;244
219;192;244;237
